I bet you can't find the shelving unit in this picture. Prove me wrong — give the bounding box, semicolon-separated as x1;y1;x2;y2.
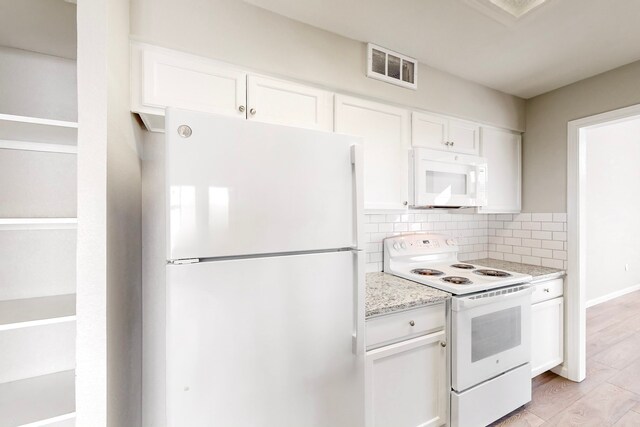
0;114;78;424
0;295;76;332
0;114;77;147
0;370;75;426
0;218;77;231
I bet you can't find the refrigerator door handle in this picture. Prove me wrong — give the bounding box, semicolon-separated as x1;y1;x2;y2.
351;144;364;250
352;249;365;355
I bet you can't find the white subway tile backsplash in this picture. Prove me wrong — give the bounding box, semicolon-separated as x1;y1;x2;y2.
522;239;542;248
504;253;522;263
378;223;393;232
554;250;567;260
394;223;408;232
553;213;567;222
496;229;513;237
541;258;564;269
531;231;552;240
541;222;564;232
522;222;542;230
364;211;568;272
513;213;531;222
504;237;522;246
513;229;531;239
487;212;567;270
542;240;563;250
513;246;532;256
532;248;552;258
553;232;567;241
496;244;513;253
522;256;541;266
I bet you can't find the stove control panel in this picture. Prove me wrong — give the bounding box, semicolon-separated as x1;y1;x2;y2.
383;233;458;257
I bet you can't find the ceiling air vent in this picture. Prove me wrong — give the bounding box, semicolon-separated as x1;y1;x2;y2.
366;43;417;90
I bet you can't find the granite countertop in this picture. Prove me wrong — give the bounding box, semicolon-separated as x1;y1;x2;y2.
366;272;450;318
468;258;565;282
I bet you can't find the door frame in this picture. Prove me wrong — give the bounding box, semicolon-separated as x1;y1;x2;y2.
566;103;640;382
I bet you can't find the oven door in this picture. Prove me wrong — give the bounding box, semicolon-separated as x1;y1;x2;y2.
411;148;487;207
451;285;532;392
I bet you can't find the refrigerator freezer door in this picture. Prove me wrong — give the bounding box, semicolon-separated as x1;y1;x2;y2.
166;108;362;260
166;251;364;427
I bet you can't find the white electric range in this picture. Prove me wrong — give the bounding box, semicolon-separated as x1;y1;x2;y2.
383;233;534;427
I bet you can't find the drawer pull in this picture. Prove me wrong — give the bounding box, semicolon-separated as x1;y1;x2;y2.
440;341;447;348
544;288;550;293
409;320;415;327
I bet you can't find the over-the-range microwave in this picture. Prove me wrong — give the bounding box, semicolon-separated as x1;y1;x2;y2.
409;148;488;209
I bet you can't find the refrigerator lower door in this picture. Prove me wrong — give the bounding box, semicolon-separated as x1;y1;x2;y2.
166;108;363;260
166;250;364;427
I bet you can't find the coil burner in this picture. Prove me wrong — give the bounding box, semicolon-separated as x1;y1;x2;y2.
451;264;475;270
442;276;473;285
473;269;512;278
411;268;445;277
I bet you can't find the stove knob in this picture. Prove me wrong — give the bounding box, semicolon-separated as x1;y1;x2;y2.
393;243;400;250
400;242;407;249
446;239;455;246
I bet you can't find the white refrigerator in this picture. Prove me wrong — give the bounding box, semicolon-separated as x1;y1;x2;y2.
164;108;365;426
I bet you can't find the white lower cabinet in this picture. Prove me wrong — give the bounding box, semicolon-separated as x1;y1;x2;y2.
531;278;564;378
365;305;447;427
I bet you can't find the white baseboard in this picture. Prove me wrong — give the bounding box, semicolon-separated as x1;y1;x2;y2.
586;283;640;308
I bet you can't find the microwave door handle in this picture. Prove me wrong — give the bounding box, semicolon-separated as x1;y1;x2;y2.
453;286;532;311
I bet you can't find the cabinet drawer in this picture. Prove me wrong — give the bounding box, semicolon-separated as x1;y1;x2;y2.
531;278;563;304
366;303;445;350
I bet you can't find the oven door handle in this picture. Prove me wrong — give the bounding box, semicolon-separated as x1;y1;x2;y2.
452;285;532;311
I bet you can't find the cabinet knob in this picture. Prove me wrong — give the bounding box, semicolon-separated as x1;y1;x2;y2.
403;201;408;206
544;288;550;293
238;105;246;113
409;320;415;327
440;341;447;348
249;108;256;115
444;141;451;146
451;141;455;146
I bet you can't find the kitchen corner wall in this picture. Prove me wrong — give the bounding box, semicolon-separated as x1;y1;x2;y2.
487;213;568;270
365;212;568;272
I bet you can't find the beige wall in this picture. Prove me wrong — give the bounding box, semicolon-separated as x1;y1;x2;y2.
585;118;640;302
130;0;525;131
523;60;640;212
77;0;143;424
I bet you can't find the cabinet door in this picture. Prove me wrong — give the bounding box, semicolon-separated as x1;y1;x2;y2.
365;331;447;427
448;118;480;155
246;75;333;131
335;95;410;210
142;49;246;118
478;128;522;213
531;297;564;378
412;112;448;150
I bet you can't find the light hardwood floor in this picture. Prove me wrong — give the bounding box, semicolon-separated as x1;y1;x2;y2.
490;290;640;426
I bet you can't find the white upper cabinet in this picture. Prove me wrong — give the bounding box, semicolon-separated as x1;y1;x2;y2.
411;112;447;150
448;118;480;155
335;95;411;210
131;43;335;132
478;127;522;213
412;112;480;155
132;45;247;131
246;75;333;131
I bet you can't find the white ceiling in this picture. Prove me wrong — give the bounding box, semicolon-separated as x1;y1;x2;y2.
0;0;76;59
246;0;640;98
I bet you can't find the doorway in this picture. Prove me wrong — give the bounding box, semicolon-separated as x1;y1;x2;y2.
566;103;640;382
